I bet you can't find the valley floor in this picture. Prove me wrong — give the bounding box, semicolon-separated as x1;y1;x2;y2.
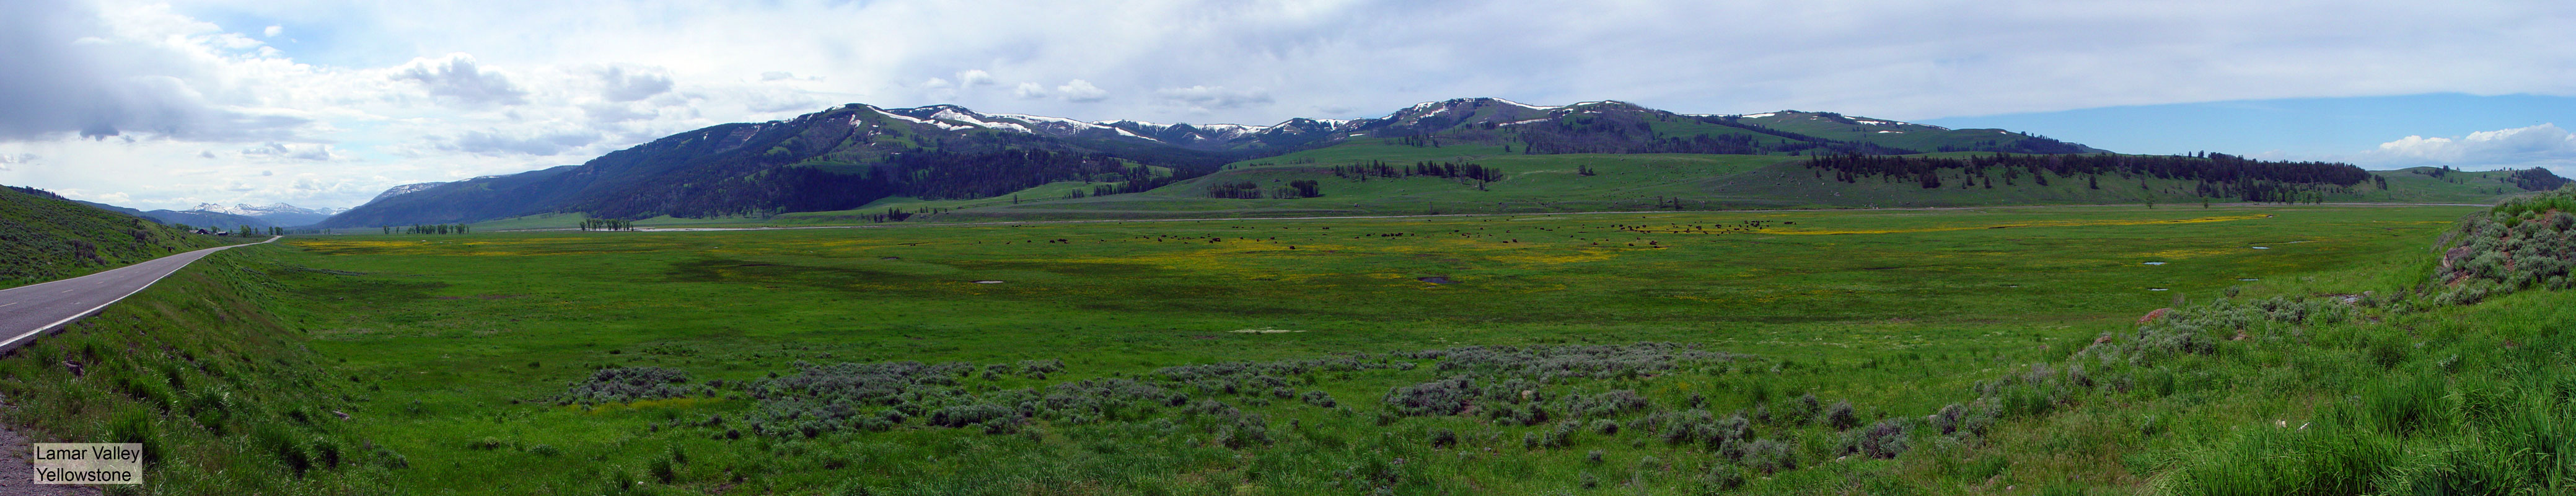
9;202;2572;495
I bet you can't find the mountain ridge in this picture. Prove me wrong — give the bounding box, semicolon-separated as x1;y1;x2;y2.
320;97;2121;228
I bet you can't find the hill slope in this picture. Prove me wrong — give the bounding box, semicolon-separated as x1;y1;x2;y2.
799;143;2546;223
2;185;229;286
322;99;2114;228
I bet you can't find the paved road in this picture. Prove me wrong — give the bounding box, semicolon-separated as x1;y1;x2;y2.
0;237;276;353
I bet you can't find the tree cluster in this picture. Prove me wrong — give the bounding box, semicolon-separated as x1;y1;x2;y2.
1803;153;2371;200
1330;160;1506;186
385;224;470;234
2504;167;2570;192
1205;179;1324;200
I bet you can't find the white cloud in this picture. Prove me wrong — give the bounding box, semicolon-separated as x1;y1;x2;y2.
390;53;527;106
239;141;339;161
4;0;2574;212
1157;86;1272;112
0;1;312;141
440;130;601;156
596;65;674;102
579;102;656;123
1055;79;1107;103
2363;123;2576;170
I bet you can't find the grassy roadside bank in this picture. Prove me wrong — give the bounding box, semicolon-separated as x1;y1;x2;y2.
0;245;393;495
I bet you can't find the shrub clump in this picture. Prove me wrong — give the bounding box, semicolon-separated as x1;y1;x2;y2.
1847;417;1910;458
1818;400;1858;430
559;366;695;405
1409;343;1738;383
2427;187;2576;303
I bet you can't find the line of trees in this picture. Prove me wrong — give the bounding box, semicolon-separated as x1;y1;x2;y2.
385;224;470;234
1331;160;1506;184
1803;153;2373;201
858;208;912;223
1205;179;1323;200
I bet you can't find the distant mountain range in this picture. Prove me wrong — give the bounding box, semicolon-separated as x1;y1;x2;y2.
74;201;345;229
1;185;222;285
189;203;346;226
322;98;2111;227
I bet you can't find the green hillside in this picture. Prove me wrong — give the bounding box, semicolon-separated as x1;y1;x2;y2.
90;198;2557;494
331;99;2554;231
0;185;232;286
1732;110;2106;154
330;99;2132;228
758;143;2539;224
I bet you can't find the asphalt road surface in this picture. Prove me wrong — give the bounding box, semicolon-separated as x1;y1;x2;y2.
0;237;275;353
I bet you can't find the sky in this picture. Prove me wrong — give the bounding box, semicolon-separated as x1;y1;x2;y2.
0;0;2570;211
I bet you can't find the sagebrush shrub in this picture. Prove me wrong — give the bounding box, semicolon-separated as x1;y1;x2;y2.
1819;401;1858;430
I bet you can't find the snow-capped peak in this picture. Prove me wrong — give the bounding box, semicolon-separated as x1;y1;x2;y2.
192;202;345;216
1392;97;1566;120
371;182;446;203
1092;118;1161;128
1486;97;1562;111
928;108;1034;134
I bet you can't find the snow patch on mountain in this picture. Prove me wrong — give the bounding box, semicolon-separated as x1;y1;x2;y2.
372;182;447;202
1192;123;1261;138
1094;118;1160;128
193;202;346;216
876;109;972;131
1487;97;1561;111
930;108;1034;134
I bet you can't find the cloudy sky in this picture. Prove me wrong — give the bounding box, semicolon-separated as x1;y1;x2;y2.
2;0;2571;211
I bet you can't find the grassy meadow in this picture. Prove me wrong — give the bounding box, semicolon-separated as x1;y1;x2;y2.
483;144;2528;228
179;203;2525;495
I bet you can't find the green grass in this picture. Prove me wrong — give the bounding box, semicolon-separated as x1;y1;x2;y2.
465;213;769;231
0;247;393;494
644;143;2528;226
193;203;2488;494
771;180;1140;224
911;153;1799;221
14;198;2569;494
2364;167;2539;203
